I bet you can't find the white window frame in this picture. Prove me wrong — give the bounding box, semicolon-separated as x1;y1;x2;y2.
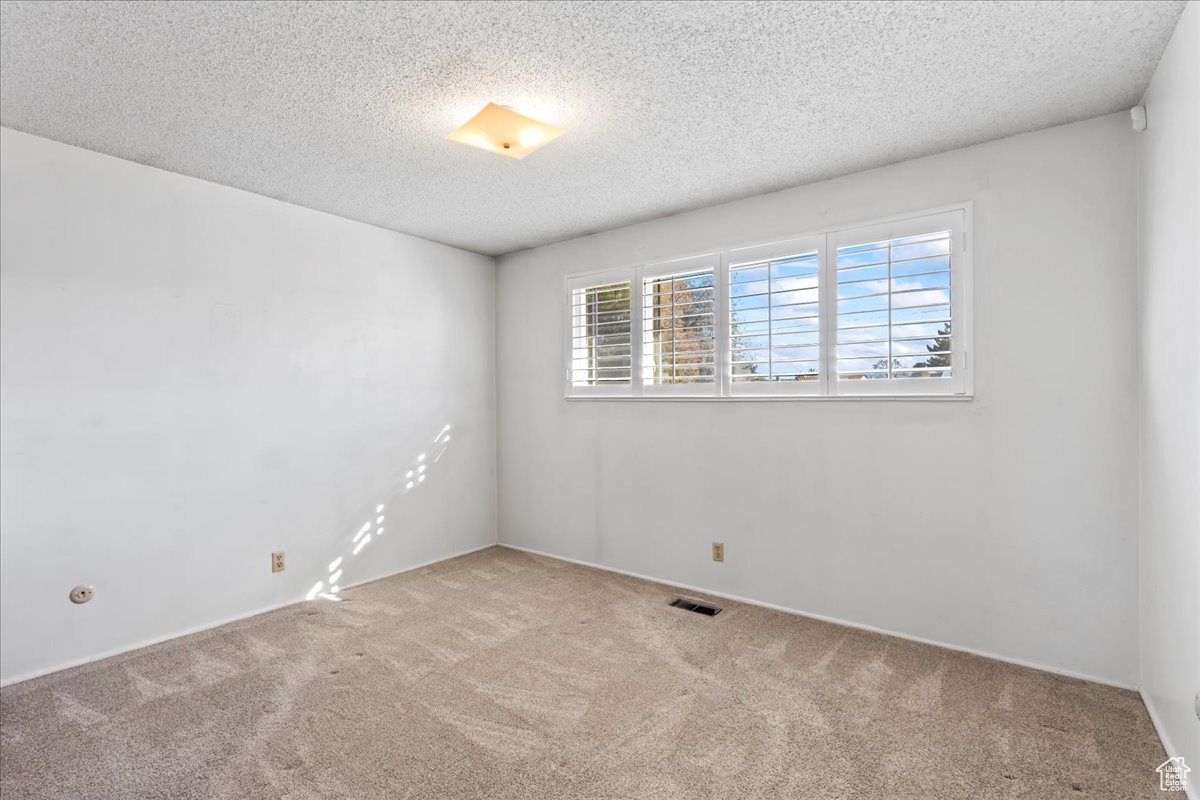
639;253;721;398
563;203;973;401
565;267;637;397
725;235;828;398
828;209;970;397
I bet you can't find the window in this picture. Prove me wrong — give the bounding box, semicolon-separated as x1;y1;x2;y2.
727;236;826;396
835;233;953;381
641;256;717;394
569;275;632;392
564;205;971;399
829;210;968;396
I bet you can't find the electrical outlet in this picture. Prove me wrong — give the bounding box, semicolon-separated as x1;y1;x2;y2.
272;551;285;573
712;542;724;562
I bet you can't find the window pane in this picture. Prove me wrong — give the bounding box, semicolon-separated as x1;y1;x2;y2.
772;329;820;348
892;271;950;292
835;230;952;382
642;268;716;385
837;342;889;360
729;250;820;383
571;281;632;385
838;324;888;344
892;255;949;278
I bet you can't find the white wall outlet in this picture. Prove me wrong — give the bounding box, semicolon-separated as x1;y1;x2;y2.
271;551;285;573
69;585;94;604
712;542;724;562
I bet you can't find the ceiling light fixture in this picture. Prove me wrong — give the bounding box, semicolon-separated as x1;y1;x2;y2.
446;103;565;159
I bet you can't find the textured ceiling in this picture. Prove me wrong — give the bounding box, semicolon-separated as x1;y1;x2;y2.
0;1;1186;256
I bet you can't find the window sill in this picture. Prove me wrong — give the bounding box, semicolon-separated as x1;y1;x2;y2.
564;393;974;402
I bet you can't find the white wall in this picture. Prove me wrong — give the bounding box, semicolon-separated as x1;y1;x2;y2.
1138;0;1200;775
497;113;1141;687
0;129;497;685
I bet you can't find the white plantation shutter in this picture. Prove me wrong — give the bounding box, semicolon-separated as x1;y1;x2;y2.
726;236;826;396
569;273;633;392
830;209;967;396
641;256;717;394
564;206;971;399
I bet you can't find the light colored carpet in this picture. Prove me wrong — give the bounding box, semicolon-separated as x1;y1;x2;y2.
0;546;1165;799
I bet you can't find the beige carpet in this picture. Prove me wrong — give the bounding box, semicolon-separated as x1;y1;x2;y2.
0;546;1165;799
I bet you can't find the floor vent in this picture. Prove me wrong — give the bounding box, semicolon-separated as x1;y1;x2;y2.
669;597;721;616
